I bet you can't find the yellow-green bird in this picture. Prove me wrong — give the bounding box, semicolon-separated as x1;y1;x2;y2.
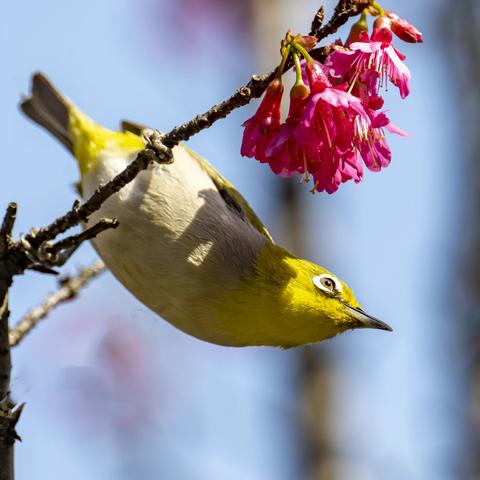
21;72;392;348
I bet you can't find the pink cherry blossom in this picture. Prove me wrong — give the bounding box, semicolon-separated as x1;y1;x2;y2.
257;61;366;193
240;15;419;195
241;78;283;163
295;61;369;192
264;87;312;177
326;29;411;100
353;109;406;172
309;147;364;194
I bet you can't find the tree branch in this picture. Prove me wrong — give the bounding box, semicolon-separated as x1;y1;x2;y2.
310;6;325;38
16;1;361;262
0;204;16;249
21;217;118;269
0;204;16;480
0;293;13;480
317;0;367;39
48;217;118;258
23;149;160;249
9;260;106;348
0;5;364;477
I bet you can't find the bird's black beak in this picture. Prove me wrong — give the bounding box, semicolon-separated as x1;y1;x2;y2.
343;304;393;332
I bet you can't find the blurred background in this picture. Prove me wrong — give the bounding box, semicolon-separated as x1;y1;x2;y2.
1;0;478;478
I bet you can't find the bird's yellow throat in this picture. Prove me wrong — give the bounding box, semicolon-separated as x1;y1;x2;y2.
68;106;144;176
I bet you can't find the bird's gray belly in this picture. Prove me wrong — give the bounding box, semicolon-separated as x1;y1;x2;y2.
80;146;267;342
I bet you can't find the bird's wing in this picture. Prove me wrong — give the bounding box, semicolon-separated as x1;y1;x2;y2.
120;120;148;136
121;119;274;244
184;145;274;243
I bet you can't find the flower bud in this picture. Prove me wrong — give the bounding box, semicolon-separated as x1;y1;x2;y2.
290;82;310;100
267;78;283;95
240;78;284;162
345;15;368;46
385;11;423;43
296;35;317;51
372;15;393;42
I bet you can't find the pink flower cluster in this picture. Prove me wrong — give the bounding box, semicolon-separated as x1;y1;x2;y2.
241;8;422;194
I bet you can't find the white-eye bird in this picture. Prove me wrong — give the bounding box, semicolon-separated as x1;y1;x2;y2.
21;72;392;348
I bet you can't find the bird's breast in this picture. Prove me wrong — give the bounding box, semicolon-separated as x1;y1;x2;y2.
80;144;268;344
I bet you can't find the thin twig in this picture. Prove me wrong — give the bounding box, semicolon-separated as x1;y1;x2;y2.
23;149;159;248
21;218;118;269
0;204;17;240
9;260;105;347
160;76;274;148
310;6;325;37
27;265;59;275
46;217;118;262
316;0;367;39
0;204;17;258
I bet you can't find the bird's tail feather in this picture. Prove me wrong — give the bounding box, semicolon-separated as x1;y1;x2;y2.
20;72;73;153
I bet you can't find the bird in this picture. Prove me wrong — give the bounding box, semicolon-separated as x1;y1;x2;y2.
20;72;392;348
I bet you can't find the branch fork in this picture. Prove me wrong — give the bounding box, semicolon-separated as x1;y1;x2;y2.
0;399;24;445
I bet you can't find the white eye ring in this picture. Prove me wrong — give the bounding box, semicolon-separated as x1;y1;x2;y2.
313;274;342;295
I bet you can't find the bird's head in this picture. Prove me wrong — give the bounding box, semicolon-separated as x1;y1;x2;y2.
277;254;393;346
218;244;392;347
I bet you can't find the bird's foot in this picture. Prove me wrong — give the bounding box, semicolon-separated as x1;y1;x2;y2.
141;129;174;165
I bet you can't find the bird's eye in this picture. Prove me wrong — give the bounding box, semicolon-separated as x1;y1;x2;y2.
312;274;342;295
322;277;335;289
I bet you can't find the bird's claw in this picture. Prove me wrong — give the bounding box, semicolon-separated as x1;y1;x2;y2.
141;129;174;165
